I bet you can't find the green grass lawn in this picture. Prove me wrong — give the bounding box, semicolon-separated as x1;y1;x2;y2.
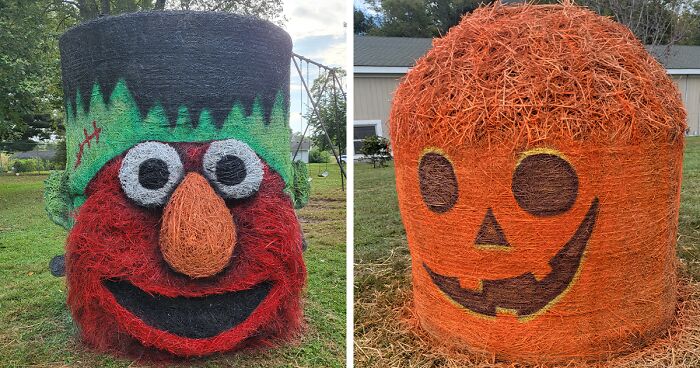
0;162;346;367
354;138;700;366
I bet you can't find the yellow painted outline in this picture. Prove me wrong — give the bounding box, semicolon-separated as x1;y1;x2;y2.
420;146;451;162
474;243;512;251
425;204;594;323
423;146;588;322
417;146;458;213
515;147;572;167
517;248;587;322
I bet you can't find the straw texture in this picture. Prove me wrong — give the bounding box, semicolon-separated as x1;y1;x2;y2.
390;2;686;363
51;11;307;358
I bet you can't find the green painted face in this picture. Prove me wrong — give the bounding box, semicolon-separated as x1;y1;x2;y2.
45;79;310;229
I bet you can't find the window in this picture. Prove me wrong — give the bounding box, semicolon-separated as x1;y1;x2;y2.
353;120;383;154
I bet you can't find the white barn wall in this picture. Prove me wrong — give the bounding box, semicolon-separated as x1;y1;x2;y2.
356;72;700;138
672;75;700;136
354;74;403;138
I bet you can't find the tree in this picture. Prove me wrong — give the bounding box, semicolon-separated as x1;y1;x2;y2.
366;0;435;37
576;0;698;47
172;0;284;25
0;0;70;152
360;0;700;45
0;0;285;153
354;7;376;34
360;135;391;168
364;0;496;37
303;68;346;155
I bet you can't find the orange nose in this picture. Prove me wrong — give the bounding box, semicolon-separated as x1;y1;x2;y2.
160;172;236;278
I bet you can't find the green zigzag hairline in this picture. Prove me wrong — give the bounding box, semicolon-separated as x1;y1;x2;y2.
65;79;292;206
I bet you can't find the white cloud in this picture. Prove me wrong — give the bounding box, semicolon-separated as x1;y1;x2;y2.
282;0;347;133
283;0;346;40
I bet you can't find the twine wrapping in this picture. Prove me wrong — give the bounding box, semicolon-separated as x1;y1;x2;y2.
390;2;686;363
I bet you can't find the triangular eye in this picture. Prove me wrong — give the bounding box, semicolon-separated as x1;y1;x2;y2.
512;152;578;217
203;139;263;200
119;142;184;207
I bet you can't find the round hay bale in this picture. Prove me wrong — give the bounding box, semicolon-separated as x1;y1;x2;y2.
390;2;686;363
54;11;306;358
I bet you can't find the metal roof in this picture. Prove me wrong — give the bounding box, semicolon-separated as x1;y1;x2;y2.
647;45;700;69
354;36;433;67
355;35;700;70
290;137;311;151
12;150;56;160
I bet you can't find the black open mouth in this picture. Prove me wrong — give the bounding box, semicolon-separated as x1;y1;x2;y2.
423;198;599;318
104;279;272;339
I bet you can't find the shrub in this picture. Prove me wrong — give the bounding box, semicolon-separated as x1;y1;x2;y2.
360;135;392;168
12;158;55;173
309;148;331;163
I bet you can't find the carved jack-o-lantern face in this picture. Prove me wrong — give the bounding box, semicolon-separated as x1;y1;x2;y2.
418;148;598;319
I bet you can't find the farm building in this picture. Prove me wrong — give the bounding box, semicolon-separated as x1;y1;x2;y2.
353;35;700;154
290;136;311;163
11;149;57;161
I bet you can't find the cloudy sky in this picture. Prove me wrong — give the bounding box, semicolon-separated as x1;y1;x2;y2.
282;0;347;134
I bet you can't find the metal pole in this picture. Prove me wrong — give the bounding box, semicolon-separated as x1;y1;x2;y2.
329;70;345;191
292;56;332;161
292;56;346;180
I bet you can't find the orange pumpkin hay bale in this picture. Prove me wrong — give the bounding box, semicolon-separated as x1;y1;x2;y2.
390;1;686;364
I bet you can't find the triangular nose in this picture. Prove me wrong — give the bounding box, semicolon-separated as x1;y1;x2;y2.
474;208;510;247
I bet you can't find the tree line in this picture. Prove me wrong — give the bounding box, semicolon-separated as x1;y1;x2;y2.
0;0;283;156
355;0;700;46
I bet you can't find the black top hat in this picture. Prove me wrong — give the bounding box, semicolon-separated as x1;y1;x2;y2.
60;11;292;125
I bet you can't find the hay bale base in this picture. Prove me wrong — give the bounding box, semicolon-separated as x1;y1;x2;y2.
355;272;700;367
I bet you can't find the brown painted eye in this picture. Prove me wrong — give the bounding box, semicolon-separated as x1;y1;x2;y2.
512;153;578;217
419;152;458;213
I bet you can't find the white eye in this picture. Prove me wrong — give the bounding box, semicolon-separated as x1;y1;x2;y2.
119;142;184;207
203;139;263;199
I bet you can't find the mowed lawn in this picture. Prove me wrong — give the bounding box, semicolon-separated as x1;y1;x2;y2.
0;163;346;367
354;137;700;367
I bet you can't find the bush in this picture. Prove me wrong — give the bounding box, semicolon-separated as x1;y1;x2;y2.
0;153;11;173
12;158;56;173
53;139;67;169
360;135;392;168
309;148;331;163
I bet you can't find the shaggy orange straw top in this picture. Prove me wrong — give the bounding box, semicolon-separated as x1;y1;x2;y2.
391;2;686;152
390;1;686;364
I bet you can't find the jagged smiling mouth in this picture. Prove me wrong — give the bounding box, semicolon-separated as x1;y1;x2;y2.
423;198;599;318
104;279;272;339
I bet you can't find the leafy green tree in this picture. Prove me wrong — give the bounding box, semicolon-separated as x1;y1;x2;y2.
354;7;376;34
575;0;698;46
366;0;434;37
173;0;284;25
45;0;283;24
0;0;71;152
360;135;391;168
303;68;346;155
0;0;285;153
361;0;700;44
308;148;331;163
365;0;495;37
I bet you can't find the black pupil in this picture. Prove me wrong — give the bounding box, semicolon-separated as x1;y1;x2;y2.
216;155;247;186
138;158;170;190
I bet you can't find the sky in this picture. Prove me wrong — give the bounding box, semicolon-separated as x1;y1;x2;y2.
282;0;347;134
